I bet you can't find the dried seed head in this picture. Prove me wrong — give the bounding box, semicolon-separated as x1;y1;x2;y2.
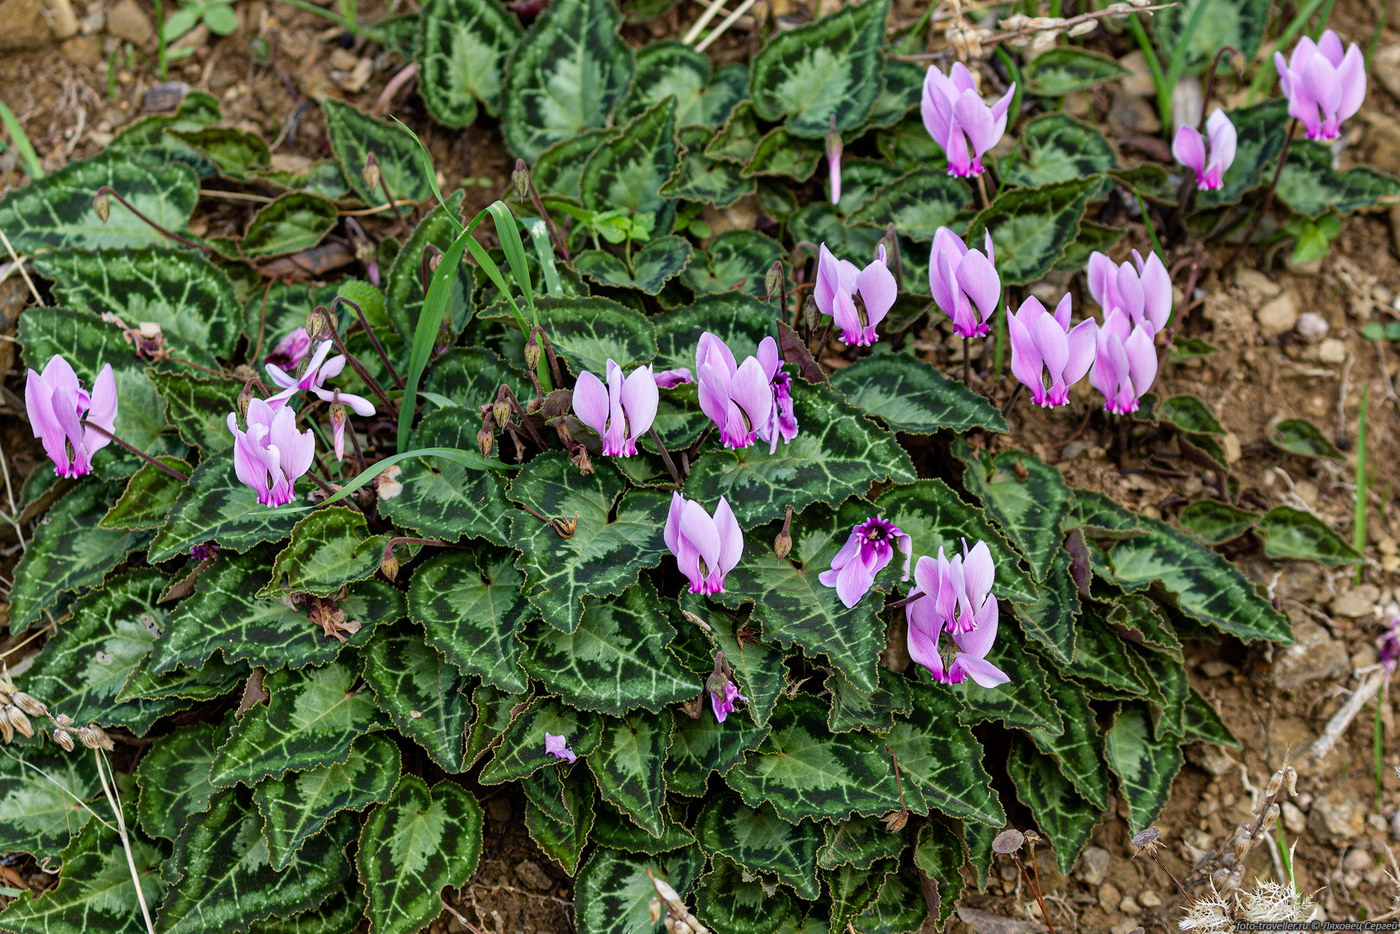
524;333;542;371
93;190;111;223
569;446;593;476
772;528;793;560
76;725;114;751
0;717;12;744
381;545;400;582
7;707;33;739
1260;802;1280;832
648;897;663;924
476;424;495;458
362;151;381;193
992;829;1025;854
493;401;512;429
1131;827;1162;849
53;728;74;752
882;808;909;832
512;159;532;201
764;261;784;299
53;713;74;729
1068;18;1097;35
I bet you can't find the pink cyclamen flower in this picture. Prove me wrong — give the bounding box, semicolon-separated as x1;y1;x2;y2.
1006;294;1098;407
544;733;577;763
663;493;744;595
814;243;897;347
818;516;912;609
572;360;659;458
266;339;377;418
1089;309;1159;415
264;328;312;371
905;573;1009;688
755;337;798;453
708;678;748;724
1275;30;1366;141
1379;617;1400;676
921;62;1014;177
653;367;694;389
1172;109;1237;191
696;333;775;449
227;397;316;507
929;227;1000;339
912;539;998;635
25;355;118;479
1086;249;1172;333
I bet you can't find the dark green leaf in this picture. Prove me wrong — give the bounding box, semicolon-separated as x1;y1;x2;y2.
579;99;678;228
0;746;100;859
383;191;473;344
968;177;1100;285
1155;394;1225;435
589;710;672;837
618;41;743;126
263;506;386;598
593;799;694;853
358;777;484;934
100;457;192;530
534;296;657;376
157;789;352;934
817;818;903;872
1104;704;1183;832
743;126;824;181
679;229;783;293
749;0;889;137
913;821;963;931
825;668;911;734
1195;101;1289;209
1177;500;1258;544
254;732;400;870
147;458;303;563
502;0;634;161
148;370;244;453
416;0;521;126
0;149;197;252
705;100;761;164
34;247;240;365
1022;48;1131;95
954;621;1062;735
831;351;1006;434
1007;737;1101;875
1270;418;1343;459
662;126;756;207
236;192;338;258
209;660;379;788
955;445;1070;579
824;859;893;932
1183;685;1239;747
479;696;602;784
407;549;528;692
170;127;269;178
135;720;220;843
665;705;770;797
1026;671;1110;811
696;793;821;899
1153;0;1271;74
575;847;704;934
694;855;801;934
884;681;1005;827
321;98;435;204
1256;506;1363;565
363;624;473;771
524;768;596;874
1000;114;1117;193
509;453;670;633
522;580;696;715
851;167;970;237
575;235;692;294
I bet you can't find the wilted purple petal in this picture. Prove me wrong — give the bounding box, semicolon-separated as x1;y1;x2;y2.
544;733;577;763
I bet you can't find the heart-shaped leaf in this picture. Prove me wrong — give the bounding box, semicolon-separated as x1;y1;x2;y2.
416;0;521;126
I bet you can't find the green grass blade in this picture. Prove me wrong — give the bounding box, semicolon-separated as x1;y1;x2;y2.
1353;387;1369;582
0;101;43;180
287;446;517;512
523;217;564;296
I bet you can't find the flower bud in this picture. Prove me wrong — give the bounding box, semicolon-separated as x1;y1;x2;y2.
773;529;792;560
305;306;331;340
476;424;495;458
237;381;256;418
512;159;532;201
363;151;381;194
93;190;111;223
381;545;400;582
524;333;542;371
764;261;784;300
493;401;512;429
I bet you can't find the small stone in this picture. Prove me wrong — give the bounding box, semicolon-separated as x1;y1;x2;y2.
1295;312;1329;343
1317;338;1347;364
59;33;100;64
1234;268;1282;298
1200;660;1233;678
1332;585;1380;619
1221;431;1242;464
1109;91;1160;134
1311;790;1367;843
1188;743;1234;776
1111;922;1140;934
1344;847;1372;871
1077;846;1111;886
1117;50;1157;98
0;0;51;48
107;0;153;43
1060;440;1091;461
143;82;190;113
1256;291;1300;337
515;859;553;891
1098;882;1122;912
1375;43;1400;102
1272;621;1349;690
1139;890;1162;908
1283;801;1307;835
1353;645;1380;668
1119;896;1141;914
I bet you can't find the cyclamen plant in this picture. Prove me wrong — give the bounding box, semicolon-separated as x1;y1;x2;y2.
9;1;1388;932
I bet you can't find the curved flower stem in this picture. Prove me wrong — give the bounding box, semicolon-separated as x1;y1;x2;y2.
1226;120;1298;270
648;428;683;486
332;296;403;388
515;159;571;263
312;305;395;412
82;424;190;482
1000;383;1024;417
962;337;971;386
94;187;211;254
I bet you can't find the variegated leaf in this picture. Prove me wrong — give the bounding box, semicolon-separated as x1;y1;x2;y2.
362;623;472;771
588;710;672;837
575;847;704;934
135;719;221;843
416;0;521;126
883;680;1005;828
695;793;821;899
830;351;1005;434
407;549;528;692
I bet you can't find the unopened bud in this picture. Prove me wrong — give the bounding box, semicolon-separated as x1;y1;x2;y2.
512;159;532;201
53;728;74;751
477;425;495;458
524;333;542;370
305;306;331;340
237;382;256;418
764;261;783;299
1068;19;1097;35
381;545;400;582
363;152;381;193
493;401;512;429
93;190;111;223
773;529;792;560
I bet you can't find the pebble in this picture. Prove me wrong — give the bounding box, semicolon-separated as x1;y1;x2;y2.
1099;882;1122;912
1235;268;1283;298
1283;801;1307;835
1060;440;1092;461
1117;50;1157;98
1272;622;1350;690
1343;847;1373;872
1119;896;1141;915
1317;338;1347;364
1200;660;1233;678
1139;890;1162;908
515;859;553;891
1221;431;1242;464
0;0;50;48
107;0;153;43
1077;846;1111;886
1256;291;1300;337
1375;43;1400;101
1295;312;1329;343
1310;790;1367;843
1332;585;1380;618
